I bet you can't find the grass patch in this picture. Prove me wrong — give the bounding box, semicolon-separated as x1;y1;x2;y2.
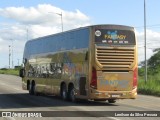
138;67;160;97
138;77;160;97
0;69;19;76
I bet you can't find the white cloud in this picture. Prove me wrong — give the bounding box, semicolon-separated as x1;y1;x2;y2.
0;4;91;26
0;4;91;68
0;4;91;39
136;29;160;63
29;25;59;38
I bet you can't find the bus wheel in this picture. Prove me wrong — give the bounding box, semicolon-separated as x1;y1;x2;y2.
61;84;68;100
108;99;116;103
29;82;37;95
29;84;34;95
69;86;76;102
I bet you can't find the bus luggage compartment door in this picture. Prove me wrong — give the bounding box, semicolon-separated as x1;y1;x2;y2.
97;71;133;91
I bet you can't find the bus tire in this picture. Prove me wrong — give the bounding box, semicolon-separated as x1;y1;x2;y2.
33;84;39;96
69;86;76;102
29;82;38;95
108;99;116;103
61;84;68;100
29;84;34;95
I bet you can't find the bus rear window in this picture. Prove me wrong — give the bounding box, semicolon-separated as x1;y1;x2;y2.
94;29;135;45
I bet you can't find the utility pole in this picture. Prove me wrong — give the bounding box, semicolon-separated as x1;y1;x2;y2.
144;0;147;83
17;59;19;66
11;39;14;69
48;12;63;32
57;12;63;32
9;45;11;69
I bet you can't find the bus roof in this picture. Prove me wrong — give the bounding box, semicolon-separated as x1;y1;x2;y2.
27;24;134;42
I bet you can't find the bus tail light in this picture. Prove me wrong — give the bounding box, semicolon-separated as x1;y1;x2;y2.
90;67;97;89
133;67;138;89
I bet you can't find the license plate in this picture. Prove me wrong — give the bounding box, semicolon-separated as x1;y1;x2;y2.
111;94;120;98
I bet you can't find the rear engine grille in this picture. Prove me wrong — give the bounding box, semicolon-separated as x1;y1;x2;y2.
96;46;135;69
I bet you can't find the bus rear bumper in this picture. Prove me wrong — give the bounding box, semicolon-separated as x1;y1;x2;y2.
89;87;137;100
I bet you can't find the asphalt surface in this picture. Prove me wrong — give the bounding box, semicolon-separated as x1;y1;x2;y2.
0;74;159;120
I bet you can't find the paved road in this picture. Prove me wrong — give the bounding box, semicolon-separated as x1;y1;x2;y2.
0;74;159;120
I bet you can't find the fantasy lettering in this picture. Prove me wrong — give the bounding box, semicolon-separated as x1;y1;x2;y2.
104;34;126;40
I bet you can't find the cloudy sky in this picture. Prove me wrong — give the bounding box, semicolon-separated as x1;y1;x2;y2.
0;0;160;68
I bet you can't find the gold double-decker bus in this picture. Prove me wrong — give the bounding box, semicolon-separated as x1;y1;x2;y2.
20;24;138;103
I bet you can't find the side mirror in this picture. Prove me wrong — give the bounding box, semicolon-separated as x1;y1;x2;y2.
19;68;25;78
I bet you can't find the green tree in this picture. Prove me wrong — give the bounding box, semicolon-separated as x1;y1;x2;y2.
147;49;160;74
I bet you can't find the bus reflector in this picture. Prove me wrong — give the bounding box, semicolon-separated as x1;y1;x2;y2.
133;67;137;88
90;67;97;89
